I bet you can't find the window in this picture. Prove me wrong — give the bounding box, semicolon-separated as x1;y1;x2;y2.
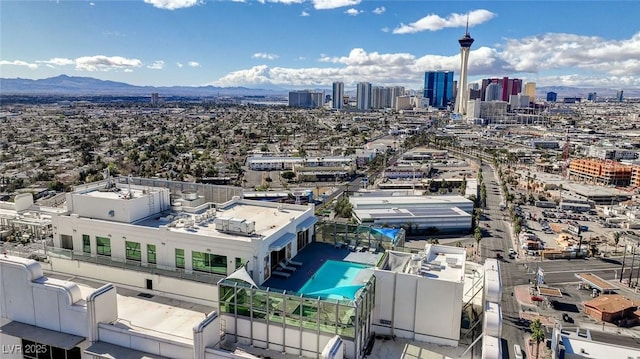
192;251;227;274
175;248;185;269
82;234;91;253
125;241;141;261
96;236;111;256
235;257;247;270
147;244;156;264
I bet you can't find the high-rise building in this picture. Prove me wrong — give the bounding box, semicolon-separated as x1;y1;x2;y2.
288;90;324;108
485;83;502;101
524;82;536;99
546;92;558;102
588;92;597;102
332;82;344;109
371;86;392;109
423;71;454;109
390;86;405;109
151;92;159;105
480;77;522;101
617;90;624;102
454;20;474;115
357;82;372;110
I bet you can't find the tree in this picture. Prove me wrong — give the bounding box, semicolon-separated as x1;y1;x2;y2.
281;171;296;180
530;318;546;359
613;231;622;253
474;227;483;258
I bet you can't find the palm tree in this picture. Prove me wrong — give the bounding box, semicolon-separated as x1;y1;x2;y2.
530;319;545;359
474;227;483;258
613;231;622;253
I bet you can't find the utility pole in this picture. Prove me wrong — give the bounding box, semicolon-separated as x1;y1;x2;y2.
621;244;627;283
629;245;636;287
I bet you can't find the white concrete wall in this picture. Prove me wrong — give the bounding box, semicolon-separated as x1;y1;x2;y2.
415;278;462;342
98;323;194;358
193;311;221;359
49;256;218;307
393;273;417;333
372;268;462;345
14;193;34;212
66;189;169;223
0;256;88;337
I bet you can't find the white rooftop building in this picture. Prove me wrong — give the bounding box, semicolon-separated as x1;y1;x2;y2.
47;178;317;307
350;195;474;233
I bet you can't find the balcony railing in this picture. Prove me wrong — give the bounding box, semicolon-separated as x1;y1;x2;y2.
45;246;225;284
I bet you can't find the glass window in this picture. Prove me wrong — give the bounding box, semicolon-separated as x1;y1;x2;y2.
96;236;111;256
147;244;156;264
175;248;185;269
235;257;246;270
82;234;91;253
192;251;226;274
125;241;141;261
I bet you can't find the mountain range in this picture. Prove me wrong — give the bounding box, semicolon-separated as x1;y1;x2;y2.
0;75;638;98
0;75;288;97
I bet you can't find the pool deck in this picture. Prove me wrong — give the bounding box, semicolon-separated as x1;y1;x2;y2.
263;241;383;293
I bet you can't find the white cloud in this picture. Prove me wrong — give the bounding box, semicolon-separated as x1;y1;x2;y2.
210;31;640;89
344;8;362;16
75;55;143;71
188;61;200;67
252;52;280;60
89;2;95;6
0;60;38;70
36;58;75;66
499;32;640;77
301;10;310;16
143;0;202;10
372;6;385;15
176;62;184;68
393;9;496;34
147;60;165;70
312;0;360;10
381;27;389;33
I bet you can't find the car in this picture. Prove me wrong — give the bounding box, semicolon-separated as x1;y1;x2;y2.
509;248;516;255
484;223;490;228
563;313;574;323
514;344;523;359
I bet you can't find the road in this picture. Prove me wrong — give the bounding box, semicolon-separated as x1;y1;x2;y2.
475;162;529;358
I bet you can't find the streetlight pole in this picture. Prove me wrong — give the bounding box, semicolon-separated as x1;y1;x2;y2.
628;245;636;287
621;244;627;283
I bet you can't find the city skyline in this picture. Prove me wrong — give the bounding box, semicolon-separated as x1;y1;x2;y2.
1;1;639;90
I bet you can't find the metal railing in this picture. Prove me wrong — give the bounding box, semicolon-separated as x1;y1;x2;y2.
45;246;225;284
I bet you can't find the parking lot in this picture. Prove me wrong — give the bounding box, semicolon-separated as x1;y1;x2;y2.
513;203;628;256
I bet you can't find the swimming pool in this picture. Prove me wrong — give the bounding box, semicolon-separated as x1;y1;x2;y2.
298;260;372;300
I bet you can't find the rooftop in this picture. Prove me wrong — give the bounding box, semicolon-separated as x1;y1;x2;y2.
136;201;311;240
583;294;637;314
48;273;212;344
558;328;640;358
350;195;472;208
383;244;466;283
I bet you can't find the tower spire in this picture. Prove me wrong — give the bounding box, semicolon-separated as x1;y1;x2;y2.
465;14;469;36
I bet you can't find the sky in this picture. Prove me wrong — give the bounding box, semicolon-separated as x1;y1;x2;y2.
1;0;640;90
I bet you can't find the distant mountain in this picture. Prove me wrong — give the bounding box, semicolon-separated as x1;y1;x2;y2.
0;75;289;97
536;86;640;98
